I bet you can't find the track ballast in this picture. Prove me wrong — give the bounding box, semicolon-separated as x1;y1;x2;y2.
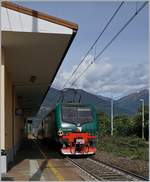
67;157;148;181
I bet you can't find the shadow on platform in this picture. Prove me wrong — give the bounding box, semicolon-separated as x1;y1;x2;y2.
8;139;64;172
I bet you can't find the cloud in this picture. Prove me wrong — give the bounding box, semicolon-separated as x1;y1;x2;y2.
52;55;148;99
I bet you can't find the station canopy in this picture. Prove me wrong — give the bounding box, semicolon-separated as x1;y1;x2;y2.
1;1;78;116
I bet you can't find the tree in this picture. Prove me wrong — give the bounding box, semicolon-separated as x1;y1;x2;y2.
133;105;149;140
113;115;134;136
97;112;110;136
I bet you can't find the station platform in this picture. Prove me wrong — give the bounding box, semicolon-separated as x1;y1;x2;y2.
1;139;88;181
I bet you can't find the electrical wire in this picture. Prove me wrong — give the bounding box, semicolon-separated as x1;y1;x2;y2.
37;1;147;116
62;1;125;89
70;1;148;87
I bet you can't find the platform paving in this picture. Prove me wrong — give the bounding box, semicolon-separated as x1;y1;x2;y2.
1;139;88;181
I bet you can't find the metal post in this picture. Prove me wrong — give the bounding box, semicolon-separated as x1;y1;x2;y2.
111;98;113;136
140;99;144;139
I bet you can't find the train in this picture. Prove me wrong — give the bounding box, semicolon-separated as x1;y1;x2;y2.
38;102;99;155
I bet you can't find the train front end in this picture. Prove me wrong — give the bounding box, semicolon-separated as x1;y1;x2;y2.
56;103;98;155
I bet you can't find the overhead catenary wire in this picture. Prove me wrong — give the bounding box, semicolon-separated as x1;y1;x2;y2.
62;1;125;89
70;1;148;87
37;1;147;117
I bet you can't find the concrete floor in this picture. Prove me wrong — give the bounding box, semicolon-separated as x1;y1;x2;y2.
2;139;91;181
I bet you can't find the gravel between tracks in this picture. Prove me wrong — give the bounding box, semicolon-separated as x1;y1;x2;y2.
94;151;149;179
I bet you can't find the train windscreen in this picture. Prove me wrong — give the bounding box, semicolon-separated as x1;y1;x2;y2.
62;106;93;124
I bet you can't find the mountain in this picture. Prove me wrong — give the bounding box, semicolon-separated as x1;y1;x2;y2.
115;89;149;115
37;88;149;118
98;95;111;102
42;87;60;107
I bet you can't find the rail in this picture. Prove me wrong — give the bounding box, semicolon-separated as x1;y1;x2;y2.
67;157;148;181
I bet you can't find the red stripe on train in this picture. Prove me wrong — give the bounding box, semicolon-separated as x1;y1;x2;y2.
62;132;96;142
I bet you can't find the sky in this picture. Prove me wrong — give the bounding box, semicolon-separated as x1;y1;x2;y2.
16;1;149;99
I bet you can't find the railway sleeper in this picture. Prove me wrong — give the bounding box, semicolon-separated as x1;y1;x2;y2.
102;178;128;181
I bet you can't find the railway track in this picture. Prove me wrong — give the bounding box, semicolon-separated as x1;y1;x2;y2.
92;157;148;181
36;140;148;181
67;157;148;181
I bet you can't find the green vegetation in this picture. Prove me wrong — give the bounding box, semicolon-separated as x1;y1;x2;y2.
97;105;149;161
97;105;149;139
97;136;149;161
132;106;149;140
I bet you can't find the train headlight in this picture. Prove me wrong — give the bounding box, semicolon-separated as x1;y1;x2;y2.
76;127;82;132
58;129;63;136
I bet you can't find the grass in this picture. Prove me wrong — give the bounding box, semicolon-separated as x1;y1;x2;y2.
97;136;149;161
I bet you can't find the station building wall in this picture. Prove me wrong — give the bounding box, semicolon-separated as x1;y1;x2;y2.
5;68;13;162
1;48;24;164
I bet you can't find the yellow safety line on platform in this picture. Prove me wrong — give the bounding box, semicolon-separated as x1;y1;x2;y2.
33;140;64;181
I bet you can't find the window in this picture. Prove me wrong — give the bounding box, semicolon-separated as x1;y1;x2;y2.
62;106;93;124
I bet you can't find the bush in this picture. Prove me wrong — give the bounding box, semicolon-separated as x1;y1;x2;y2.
97;136;149;161
113;115;134;136
97;112;110;136
132;105;149;140
97;105;149;140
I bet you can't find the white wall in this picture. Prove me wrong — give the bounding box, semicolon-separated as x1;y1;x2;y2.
1;48;5;150
1;7;72;34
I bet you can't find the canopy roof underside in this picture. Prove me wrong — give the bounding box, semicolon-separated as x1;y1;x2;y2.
1;1;78;116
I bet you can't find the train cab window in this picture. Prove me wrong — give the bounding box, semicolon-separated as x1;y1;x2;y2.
62;106;93;124
77;108;93;122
